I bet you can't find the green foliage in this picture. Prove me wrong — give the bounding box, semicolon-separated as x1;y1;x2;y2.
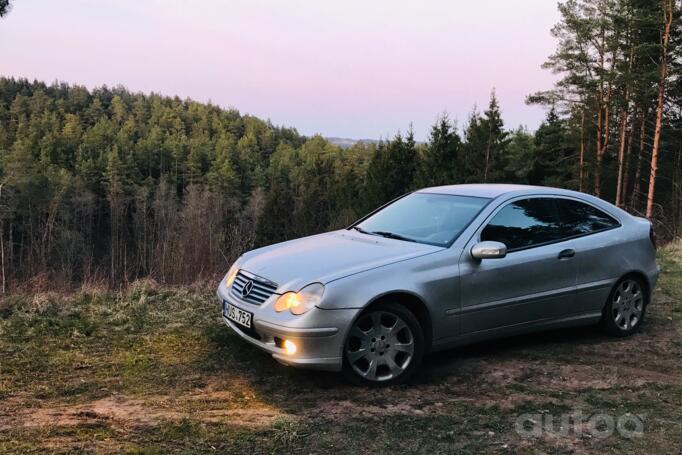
415;114;462;187
364;130;417;211
0;78;307;285
529;109;577;188
462;91;511;183
528;0;681;208
504;127;536;183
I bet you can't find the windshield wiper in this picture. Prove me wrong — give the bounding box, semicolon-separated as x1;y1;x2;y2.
351;226;417;243
350;226;372;235
370;231;418;243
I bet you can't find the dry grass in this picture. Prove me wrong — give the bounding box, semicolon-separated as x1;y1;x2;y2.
0;249;681;454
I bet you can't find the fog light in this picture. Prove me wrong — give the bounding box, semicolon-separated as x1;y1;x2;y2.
283;339;297;355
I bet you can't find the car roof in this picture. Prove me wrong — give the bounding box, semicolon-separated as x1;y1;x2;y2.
417;184;581;199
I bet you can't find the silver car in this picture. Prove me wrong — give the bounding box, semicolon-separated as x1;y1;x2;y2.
216;184;659;385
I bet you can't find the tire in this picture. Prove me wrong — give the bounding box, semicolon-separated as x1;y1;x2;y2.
600;275;648;337
342;302;424;387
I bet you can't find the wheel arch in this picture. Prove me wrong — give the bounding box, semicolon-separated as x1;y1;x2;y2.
618;270;652;304
600;270;651;336
602;270;652;314
358;291;434;352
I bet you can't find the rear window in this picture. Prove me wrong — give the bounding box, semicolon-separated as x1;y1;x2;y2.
555;199;620;236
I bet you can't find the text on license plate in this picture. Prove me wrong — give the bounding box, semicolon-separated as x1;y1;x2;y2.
223;302;252;329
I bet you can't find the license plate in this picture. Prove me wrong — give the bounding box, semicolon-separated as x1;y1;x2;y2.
223;301;252;329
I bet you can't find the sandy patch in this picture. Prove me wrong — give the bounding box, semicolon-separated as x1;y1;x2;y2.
0;393;285;432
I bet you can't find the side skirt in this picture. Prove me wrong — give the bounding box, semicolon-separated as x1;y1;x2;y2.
430;312;603;353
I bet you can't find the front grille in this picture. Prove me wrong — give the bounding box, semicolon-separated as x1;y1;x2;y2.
230;270;278;305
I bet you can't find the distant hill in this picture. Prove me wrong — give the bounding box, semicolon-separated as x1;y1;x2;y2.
326;136;425;148
325;137;382;148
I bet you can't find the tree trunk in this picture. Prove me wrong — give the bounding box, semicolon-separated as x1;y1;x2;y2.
672;147;682;237
0;221;5;295
0;181;6;294
595;90;613;198
484;122;493;183
580;109;585;192
616;45;634;208
622;111;635;205
631;113;647;210
0;195;4;295
616;108;628;207
595;101;603;196
646;0;673;219
594;30;616;198
594;27;606;197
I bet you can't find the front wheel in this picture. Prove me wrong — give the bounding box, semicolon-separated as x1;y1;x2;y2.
342;303;424;386
600;276;648;337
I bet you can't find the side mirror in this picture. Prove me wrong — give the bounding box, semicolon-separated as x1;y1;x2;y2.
471;241;507;260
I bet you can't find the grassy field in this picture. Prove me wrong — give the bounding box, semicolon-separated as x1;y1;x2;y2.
1;244;681;454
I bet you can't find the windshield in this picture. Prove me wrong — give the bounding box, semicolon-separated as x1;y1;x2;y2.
354;193;491;247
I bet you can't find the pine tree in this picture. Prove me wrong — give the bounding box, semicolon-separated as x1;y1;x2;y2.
105;145;131;283
416;114;461;187
504;127;536;183
462;91;510;183
364;129;417;210
530;108;575;187
481;91;510;182
255;143;299;244
207;132;238;193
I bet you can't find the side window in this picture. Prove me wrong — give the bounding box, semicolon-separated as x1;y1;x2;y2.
481;198;562;251
555;198;620;236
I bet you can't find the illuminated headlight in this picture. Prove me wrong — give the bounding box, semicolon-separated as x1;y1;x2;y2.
224;262;240;287
274;283;325;315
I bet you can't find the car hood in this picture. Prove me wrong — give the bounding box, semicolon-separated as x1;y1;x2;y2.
239;229;443;292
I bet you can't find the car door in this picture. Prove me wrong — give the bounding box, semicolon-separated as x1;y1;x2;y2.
458;197;578;334
554;197;623;314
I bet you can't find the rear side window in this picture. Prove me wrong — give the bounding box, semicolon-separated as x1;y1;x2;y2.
481;198;562;251
555;199;620;236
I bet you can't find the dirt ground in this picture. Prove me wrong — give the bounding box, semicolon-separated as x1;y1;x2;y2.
1;244;681;454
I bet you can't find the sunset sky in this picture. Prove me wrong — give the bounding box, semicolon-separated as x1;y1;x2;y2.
0;0;561;141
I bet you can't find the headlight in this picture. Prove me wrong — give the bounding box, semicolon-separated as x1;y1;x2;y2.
224;262;239;287
274;283;325;315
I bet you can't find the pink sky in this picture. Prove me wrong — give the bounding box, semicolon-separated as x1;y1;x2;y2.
0;0;560;141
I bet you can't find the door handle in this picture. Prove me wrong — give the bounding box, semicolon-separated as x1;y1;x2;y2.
558;249;575;259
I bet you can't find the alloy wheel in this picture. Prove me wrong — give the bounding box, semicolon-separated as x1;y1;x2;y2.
611;279;644;331
345;310;415;382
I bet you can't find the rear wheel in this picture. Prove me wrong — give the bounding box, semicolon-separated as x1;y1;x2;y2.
342;303;424;386
600;276;647;337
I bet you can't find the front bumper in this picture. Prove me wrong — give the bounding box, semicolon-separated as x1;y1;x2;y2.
217;284;358;371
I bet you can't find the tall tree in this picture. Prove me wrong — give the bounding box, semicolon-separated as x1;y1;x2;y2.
462;91;510;183
0;173;11;294
504;127;537;183
614;0;636;207
530;0;670;207
530;108;576;187
364;129;417;210
255;143;299;244
646;0;675;219
415;114;461;187
481;91;509;182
